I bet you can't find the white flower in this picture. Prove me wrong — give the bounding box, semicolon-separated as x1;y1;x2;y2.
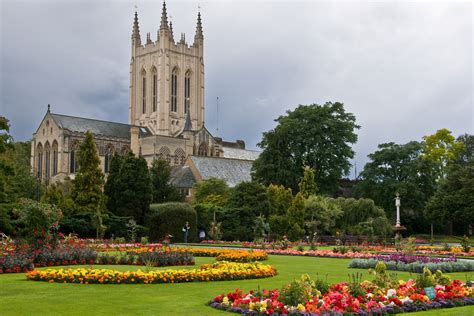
367;293;373;298
387;289;397;298
401;297;412;304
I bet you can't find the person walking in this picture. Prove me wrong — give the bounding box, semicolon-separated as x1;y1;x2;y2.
182;221;191;243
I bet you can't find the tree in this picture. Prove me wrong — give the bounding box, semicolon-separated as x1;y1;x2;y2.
422;128;465;179
425;134;474;235
150;158;183;203
221;181;270;241
304;195;342;235
104;152;151;225
286;192;306;241
192;178;230;205
298;166;318;198
252;102;359;194
267;184;293;216
71;131;107;238
354;141;437;234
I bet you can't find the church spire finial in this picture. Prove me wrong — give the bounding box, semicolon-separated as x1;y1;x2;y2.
132;11;141;46
169;20;175;42
194;11;203;41
160;1;169;30
47;104;51;113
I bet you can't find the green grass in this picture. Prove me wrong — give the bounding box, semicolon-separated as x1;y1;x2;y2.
0;255;473;315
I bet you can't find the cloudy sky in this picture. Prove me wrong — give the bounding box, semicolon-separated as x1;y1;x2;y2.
1;0;472;176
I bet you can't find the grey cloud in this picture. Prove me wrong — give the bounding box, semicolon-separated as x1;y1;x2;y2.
1;0;472;177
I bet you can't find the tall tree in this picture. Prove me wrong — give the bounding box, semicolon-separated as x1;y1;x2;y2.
252;102;359;194
104;152;151;224
298;166;318;198
192;177;230;205
425;134;474;235
354;141;437;234
150;158;183;203
221;181;270;241
422;128;465;179
71;131;107;238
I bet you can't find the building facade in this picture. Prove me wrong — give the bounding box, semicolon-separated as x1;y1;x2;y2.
30;2;258;185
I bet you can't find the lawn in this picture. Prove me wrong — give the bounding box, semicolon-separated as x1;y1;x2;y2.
0;255;473;315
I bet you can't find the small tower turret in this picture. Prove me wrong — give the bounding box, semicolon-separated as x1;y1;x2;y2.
194;12;203;44
131;11;141;47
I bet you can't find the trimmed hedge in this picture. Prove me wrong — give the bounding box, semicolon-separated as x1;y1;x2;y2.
146;202;197;243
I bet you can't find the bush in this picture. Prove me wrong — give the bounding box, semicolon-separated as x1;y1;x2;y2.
146;203;197;243
349;258;474;273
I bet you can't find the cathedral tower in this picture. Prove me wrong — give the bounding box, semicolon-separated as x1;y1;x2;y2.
129;2;205;136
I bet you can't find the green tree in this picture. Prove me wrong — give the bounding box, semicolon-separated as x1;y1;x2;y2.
150;158;183;203
304;195;342;235
298;166;318;198
71;131;107;238
354;141;437;234
104;152;151;225
267;184;293;216
422;128;465;179
286;192;306;241
221;181;270;241
425;135;474;235
192;177;230;205
0;117;14;233
252;102;359;194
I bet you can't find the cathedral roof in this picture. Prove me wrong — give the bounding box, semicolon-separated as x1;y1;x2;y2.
222;147;260;161
170;165;196;188
189;156;253;187
49;113;151;139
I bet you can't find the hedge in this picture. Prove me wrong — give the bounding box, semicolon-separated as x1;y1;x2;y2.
146;202;197;243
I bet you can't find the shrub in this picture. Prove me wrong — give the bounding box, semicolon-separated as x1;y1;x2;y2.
349;258;474;273
146;203;197;243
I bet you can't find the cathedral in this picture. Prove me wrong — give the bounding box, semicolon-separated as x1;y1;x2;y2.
30;2;258;195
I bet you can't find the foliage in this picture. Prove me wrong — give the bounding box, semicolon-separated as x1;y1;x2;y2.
349;259;474;273
332;197;392;236
70;131;106;238
267;184;293;216
221;181;270;241
354;141;437;234
146;202;197;243
304;195;342;235
425;150;474;235
104;152;152;225
422;128;465;179
192;177;230;205
12;199;63;248
253;214;270;240
460;235;471;253
279;274;321;307
298;166;317;197
252;102;359;194
150;158;183;203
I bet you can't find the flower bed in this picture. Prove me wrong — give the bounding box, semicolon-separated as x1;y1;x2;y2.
26;261;277;284
349;258;474;273
97;251;195;267
171;247;268;262
208;272;474;315
267;249;377;259
374;254;457;264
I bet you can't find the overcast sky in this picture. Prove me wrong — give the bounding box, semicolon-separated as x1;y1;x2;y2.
1;0;472;177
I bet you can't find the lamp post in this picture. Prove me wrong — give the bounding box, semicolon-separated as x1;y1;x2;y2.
393;192;406;241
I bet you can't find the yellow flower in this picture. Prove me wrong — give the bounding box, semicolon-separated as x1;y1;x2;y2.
297;304;305;311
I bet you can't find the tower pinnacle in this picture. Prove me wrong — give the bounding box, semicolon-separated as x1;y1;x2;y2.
132;11;141;46
194;11;203;41
160;1;169;30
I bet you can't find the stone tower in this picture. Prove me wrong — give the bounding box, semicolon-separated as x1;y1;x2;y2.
129;2;205;136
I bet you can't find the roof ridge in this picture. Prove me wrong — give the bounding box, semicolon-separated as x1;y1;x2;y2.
191;155;254;162
50;112;134;127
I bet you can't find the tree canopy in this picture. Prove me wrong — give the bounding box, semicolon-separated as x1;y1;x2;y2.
150;158;183;203
354;141;437;233
252;102;359;194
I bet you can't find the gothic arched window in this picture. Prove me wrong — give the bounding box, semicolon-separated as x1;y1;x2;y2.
70;141;79;174
104;145;114;173
198;142;208;156
36;143;43;179
141;69;147;114
45;142;51;180
184;70;191;114
152;67;157;113
171;67;178;112
174;148;186;165
52;141;58;176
